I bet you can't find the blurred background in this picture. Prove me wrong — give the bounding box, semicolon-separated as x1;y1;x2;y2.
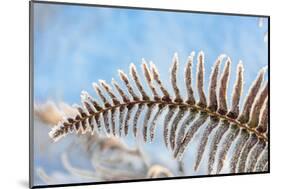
32;2;268;186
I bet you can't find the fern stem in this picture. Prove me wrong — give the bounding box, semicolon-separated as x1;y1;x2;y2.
66;99;268;142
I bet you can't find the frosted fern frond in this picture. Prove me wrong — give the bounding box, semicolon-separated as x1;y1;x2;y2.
49;51;268;174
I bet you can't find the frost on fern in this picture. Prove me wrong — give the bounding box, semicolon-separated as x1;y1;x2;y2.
49;51;268;174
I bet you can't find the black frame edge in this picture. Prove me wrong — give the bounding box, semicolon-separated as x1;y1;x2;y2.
267;16;270;173
32;172;269;189
29;1;34;188
31;0;270;18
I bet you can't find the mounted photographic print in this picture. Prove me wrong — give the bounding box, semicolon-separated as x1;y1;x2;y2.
29;1;269;188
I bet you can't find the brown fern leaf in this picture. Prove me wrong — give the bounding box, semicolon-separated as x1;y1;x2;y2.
49;51;268;174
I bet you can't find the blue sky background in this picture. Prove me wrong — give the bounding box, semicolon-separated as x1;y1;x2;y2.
33;2;268;186
34;3;268;105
